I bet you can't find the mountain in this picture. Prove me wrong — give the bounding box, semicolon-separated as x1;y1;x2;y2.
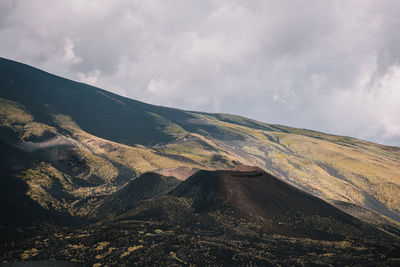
1;57;399;223
1;57;400;265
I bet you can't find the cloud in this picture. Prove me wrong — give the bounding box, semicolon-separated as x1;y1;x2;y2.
78;69;100;86
62;38;81;65
0;0;399;146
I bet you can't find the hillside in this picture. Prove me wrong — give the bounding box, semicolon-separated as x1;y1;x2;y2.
1;57;399;225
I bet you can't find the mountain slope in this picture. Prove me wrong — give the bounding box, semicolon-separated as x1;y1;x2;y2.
329;199;400;237
0;56;399;225
0;57;262;147
0;57;183;146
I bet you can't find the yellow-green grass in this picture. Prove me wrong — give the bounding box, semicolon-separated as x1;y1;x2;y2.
53;114;205;175
0;97;33;126
18;162;74;211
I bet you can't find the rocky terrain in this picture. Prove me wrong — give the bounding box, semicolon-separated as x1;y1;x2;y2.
2;167;399;266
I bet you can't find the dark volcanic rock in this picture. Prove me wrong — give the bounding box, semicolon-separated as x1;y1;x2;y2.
1;261;85;267
170;166;346;218
166;166;388;240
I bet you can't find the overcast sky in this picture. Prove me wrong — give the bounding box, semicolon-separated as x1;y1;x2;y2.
1;0;399;146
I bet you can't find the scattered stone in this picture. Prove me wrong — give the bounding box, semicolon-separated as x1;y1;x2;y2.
120;245;144;258
20;248;40;259
67;244;86;250
95;241;110;251
170;251;186;264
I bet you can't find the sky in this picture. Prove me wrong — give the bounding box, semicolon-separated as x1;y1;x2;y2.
1;0;400;146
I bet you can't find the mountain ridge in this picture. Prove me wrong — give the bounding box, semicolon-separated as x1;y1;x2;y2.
1;56;399;223
3;56;393;147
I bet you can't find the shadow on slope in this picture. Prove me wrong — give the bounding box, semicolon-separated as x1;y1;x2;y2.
91;172;181;219
0;58;249;146
0;140;87;245
330;199;400;237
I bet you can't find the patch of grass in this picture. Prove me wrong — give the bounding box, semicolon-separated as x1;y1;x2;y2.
17;162;74;211
0;97;33;126
21;122;57;140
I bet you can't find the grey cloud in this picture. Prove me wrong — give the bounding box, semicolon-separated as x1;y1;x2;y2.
1;0;399;146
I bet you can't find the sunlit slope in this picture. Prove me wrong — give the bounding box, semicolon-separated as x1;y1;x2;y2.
185;113;400;221
0;57;399;224
0;97;235;221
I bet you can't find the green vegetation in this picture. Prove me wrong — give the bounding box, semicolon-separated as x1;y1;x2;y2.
0;98;33;126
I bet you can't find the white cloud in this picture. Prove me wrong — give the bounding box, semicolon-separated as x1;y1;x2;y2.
63;38;81;65
0;0;399;146
78;69;100;86
372;66;400;142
